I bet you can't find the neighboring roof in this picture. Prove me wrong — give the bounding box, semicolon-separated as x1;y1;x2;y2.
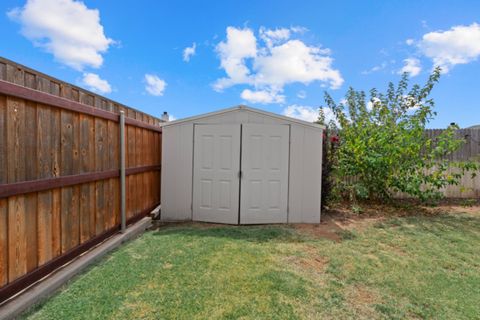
161;105;325;130
467;124;480;129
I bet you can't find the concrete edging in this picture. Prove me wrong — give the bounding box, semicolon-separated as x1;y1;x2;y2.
0;217;152;320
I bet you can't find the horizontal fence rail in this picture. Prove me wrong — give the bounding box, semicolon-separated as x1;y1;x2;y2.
0;57;162;303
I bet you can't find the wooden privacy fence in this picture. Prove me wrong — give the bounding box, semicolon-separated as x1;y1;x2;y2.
424;128;480;161
0;58;162;303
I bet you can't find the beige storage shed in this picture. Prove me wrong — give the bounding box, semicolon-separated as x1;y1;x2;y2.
160;105;324;224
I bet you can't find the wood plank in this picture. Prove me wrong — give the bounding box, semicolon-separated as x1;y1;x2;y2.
79;114;94;242
37;104;52;179
24;72;36;90
72;112;80;248
95;117;107;234
0;199;7;286
0;62;6;80
7;97;26;183
51;107;61;177
51;189;61;258
0;81;119;123
60;111;74;253
37;104;53;266
12;65;24;85
37;190;52;266
0;95;6;184
50;81;60;96
135;119;143;215
0;166;159;199
127;125;136;218
24;101;37;180
24;100;38;272
25;193;38;272
106;121;115;229
7;195;26;282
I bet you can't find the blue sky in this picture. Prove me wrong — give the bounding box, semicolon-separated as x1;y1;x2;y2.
1;0;479;128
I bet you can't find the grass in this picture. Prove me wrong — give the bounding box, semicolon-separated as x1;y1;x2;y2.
23;209;480;320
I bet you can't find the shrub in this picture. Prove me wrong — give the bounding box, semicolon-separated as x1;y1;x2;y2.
320;68;478;202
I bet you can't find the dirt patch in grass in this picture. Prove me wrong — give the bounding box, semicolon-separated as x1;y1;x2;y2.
344;285;382;318
294;202;479;241
294;213;384;242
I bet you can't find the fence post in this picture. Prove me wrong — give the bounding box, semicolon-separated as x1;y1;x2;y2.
119;111;126;233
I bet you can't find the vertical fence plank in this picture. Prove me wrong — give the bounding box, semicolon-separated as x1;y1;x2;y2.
7;98;26;183
25;100;38;272
79;114;95;242
127;108;136;219
51;106;62;258
0;94;6;286
7;196;26;282
25;193;38;272
135;114;143;216
95;117;107;234
0;95;6;183
6;96;27;282
37;104;52;266
0;200;7;286
60;110;74;253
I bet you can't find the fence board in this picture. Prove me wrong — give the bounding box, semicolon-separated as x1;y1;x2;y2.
0;95;5;184
25;193;38;272
7;195;26;282
0;200;7;286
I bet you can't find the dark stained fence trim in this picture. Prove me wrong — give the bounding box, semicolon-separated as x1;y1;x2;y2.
0;165;161;199
0;80;162;133
0;202;157;304
125;117;163;133
125;165;161;176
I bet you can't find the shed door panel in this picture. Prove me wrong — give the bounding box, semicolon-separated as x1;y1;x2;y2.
240;124;289;224
193;124;240;224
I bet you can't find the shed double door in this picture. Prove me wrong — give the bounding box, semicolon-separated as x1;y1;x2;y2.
193;124;289;224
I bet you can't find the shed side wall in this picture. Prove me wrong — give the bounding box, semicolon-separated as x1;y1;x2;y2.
288;126;322;223
161;123;193;220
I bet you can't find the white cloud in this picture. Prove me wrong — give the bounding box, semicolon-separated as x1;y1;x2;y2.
418;23;480;72
259;27;291;47
283;105;318;122
241;88;285;104
214;27;257;91
81;73;111;93
183;42;196;62
283;105;338;125
405;38;415;46
399;58;421;77
144;74;167;96
8;0;114;70
213;26;343;104
254;39;342;89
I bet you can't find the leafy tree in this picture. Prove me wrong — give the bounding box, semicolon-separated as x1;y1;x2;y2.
319;68;478;202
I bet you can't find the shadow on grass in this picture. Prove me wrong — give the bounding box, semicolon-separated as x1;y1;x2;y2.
150;223;306;243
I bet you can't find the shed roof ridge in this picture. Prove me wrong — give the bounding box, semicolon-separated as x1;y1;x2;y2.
161;105;325;129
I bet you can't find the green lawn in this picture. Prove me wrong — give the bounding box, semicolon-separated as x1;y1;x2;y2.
24;209;480;320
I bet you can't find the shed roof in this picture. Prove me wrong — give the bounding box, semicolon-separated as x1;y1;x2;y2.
161;105;325;130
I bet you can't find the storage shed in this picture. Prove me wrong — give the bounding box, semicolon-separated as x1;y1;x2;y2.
160;105;324;224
